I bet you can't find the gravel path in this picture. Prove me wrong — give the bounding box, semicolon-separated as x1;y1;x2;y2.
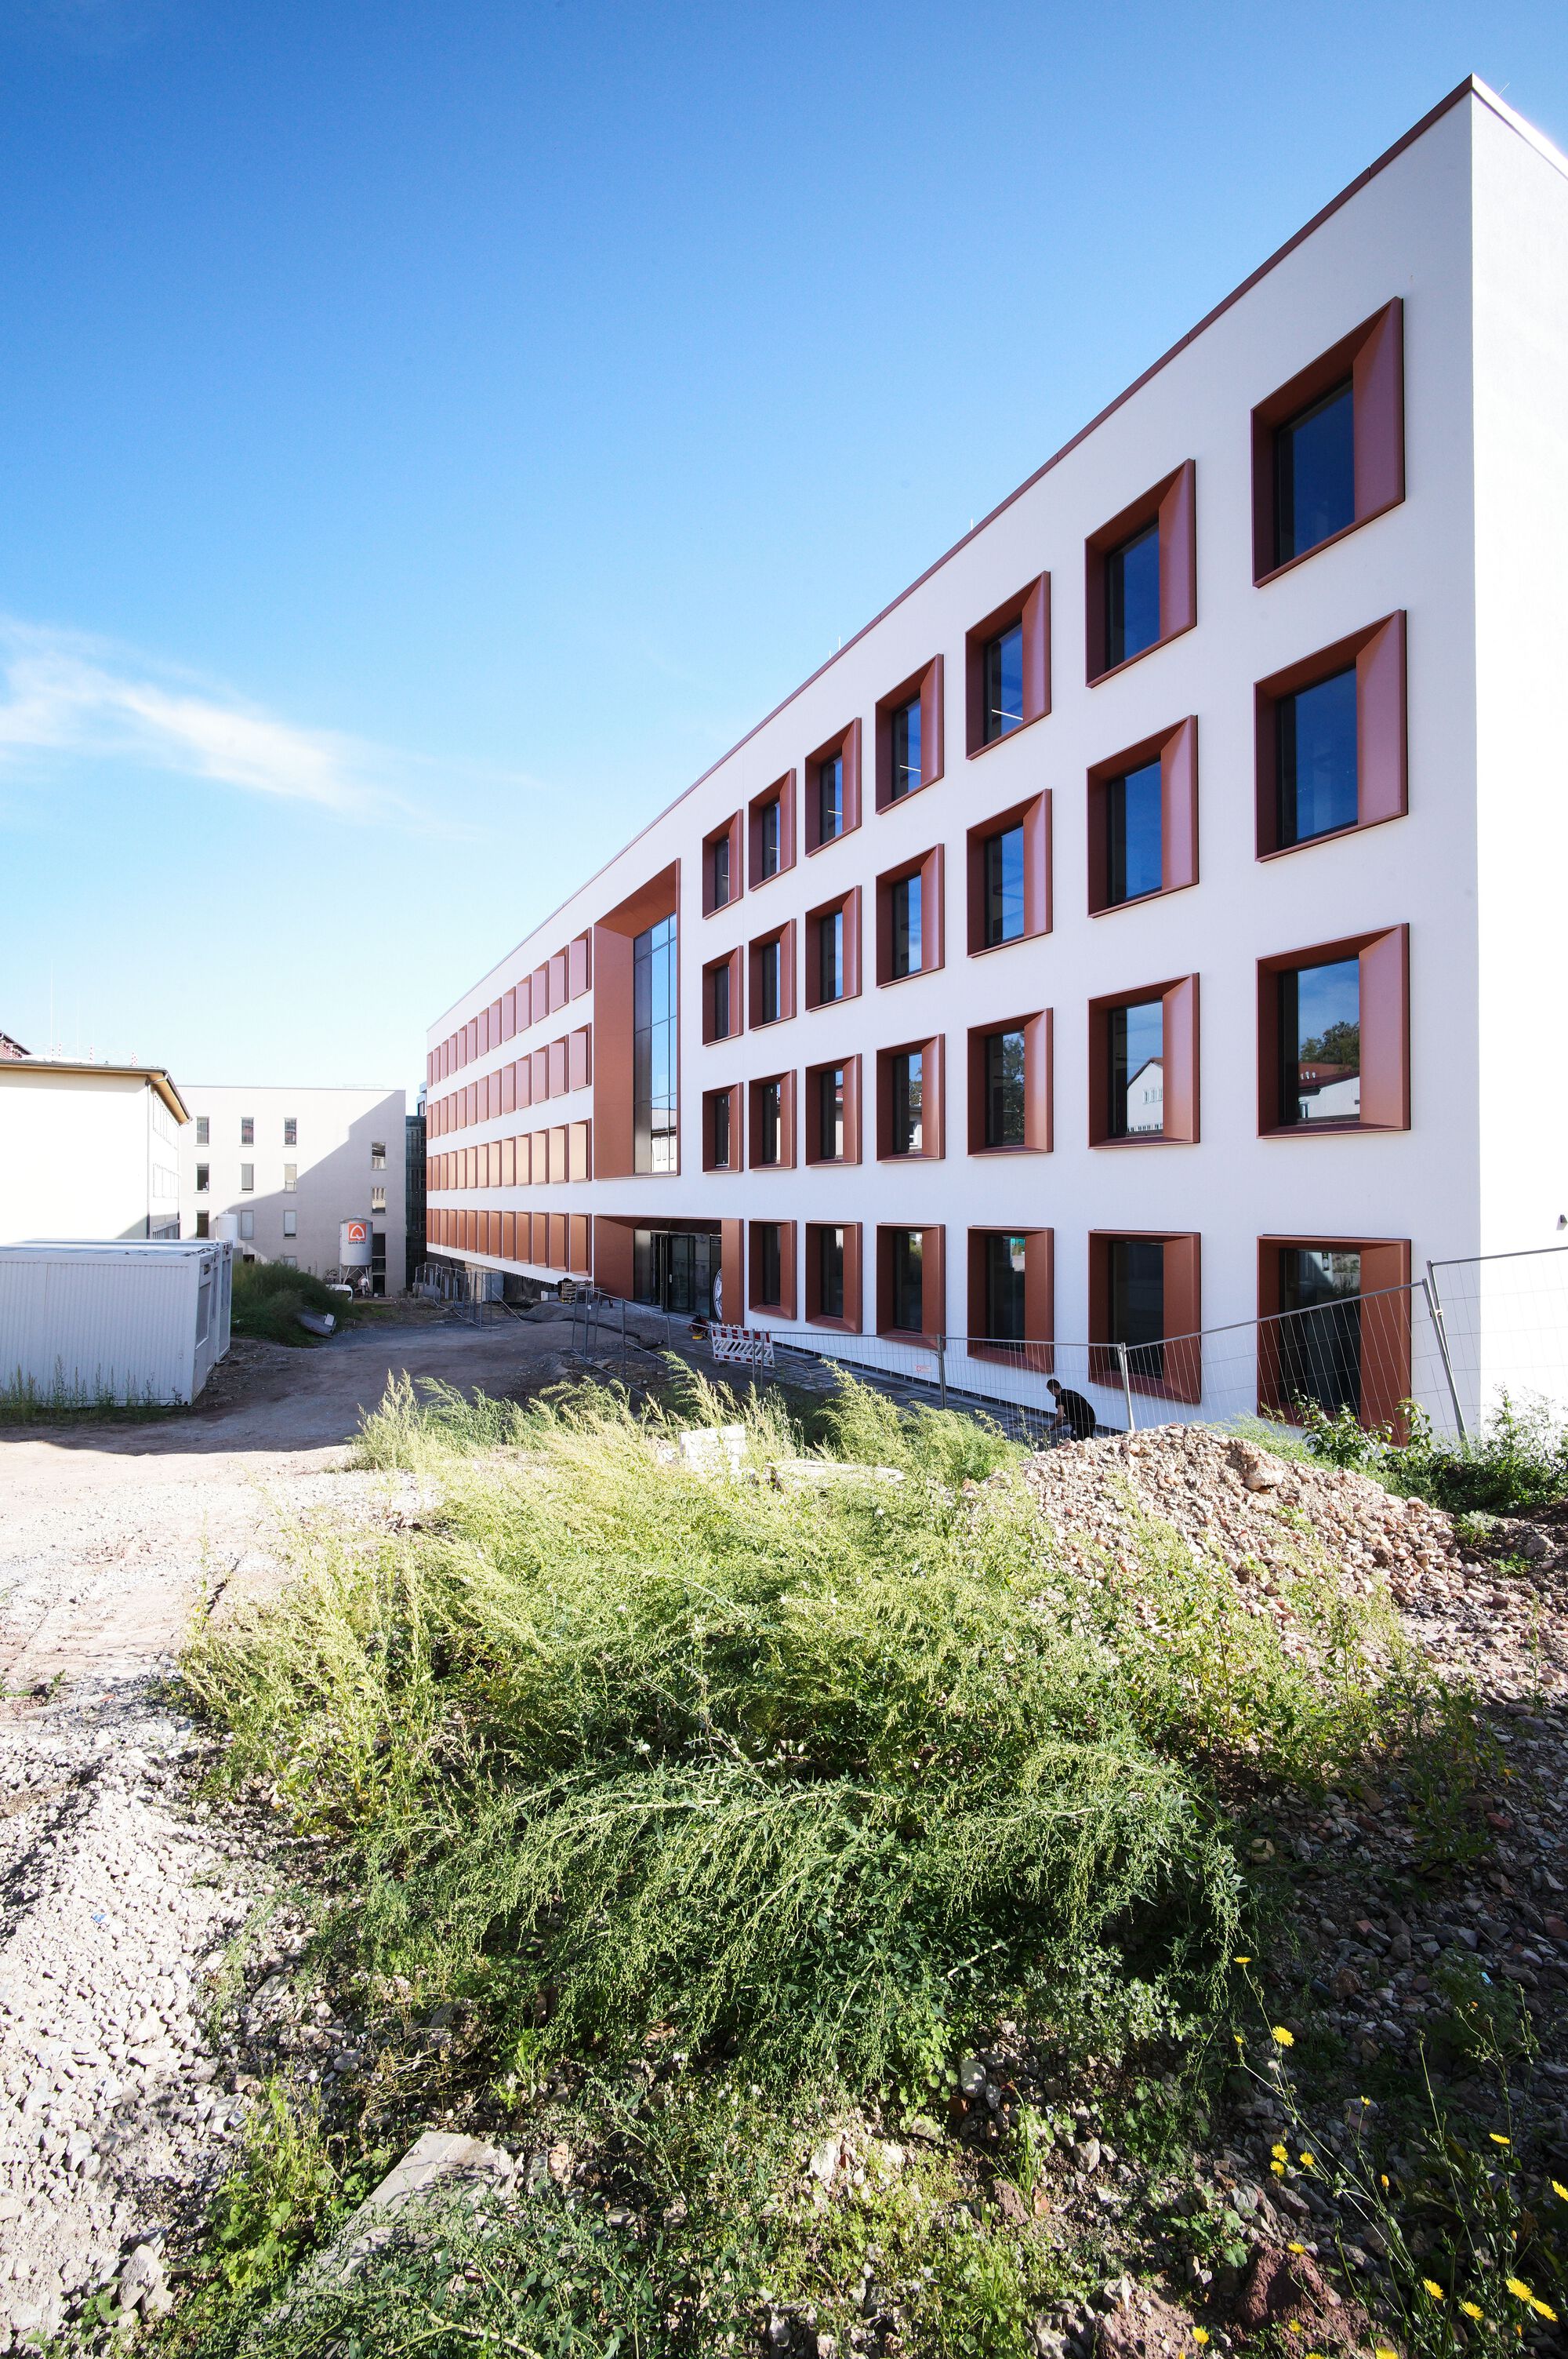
0;1316;575;2347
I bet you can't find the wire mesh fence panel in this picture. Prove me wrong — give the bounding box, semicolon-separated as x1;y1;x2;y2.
1427;1245;1568;1435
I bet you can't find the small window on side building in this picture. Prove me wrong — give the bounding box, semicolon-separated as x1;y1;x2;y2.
240;1161;255;1192
195;1164;209;1194
240;1116;254;1147
283;1116;298;1147
372;1141;387;1169
195;1116;209;1146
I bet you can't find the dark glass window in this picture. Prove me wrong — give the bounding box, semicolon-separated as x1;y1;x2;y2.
890;696;921;799
283;1117;298;1147
819;907;844;1003
755;939;782;1025
195;1163;209;1193
985;1233;1027;1341
817;754;844;843
983;1029;1025;1147
1275;380;1354;565
710;1091;732;1169
982;623;1024;742
1108;999;1164;1138
889;1050;924;1155
1108;1237;1165;1378
1279;957;1360;1125
891;1229;924;1332
817;1226;845;1321
712;834;732;907
633;914;678;1172
1105;758;1163;904
982;824;1025;947
755;1079;782;1167
1278;1246;1362;1416
1277;667;1358;846
1105;523;1160;667
754;1222;782;1307
195;1117;209;1145
890;874;923;977
240;1115;255;1146
710;961;732;1040
759;798;781;879
817;1065;845;1161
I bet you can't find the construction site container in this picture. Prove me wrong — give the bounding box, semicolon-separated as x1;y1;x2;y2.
0;1238;234;1408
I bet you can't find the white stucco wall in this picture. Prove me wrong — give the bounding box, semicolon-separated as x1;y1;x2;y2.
0;1069;184;1245
176;1084;407;1288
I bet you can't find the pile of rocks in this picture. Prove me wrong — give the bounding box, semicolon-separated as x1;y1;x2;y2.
0;1699;260;2350
1013;1423;1568;1703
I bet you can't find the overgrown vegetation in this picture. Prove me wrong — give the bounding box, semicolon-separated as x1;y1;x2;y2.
0;1370;178;1423
230;1258;354;1347
1286;1391;1568;1517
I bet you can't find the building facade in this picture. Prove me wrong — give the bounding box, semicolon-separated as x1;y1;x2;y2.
421;81;1568;1430
0;1061;187;1243
176;1085;407;1292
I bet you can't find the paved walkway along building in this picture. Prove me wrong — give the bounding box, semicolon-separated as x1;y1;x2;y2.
176;1085;407;1292
422;78;1568;1431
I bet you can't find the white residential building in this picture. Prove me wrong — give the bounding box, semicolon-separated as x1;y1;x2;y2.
176;1085;407;1292
0;1061;188;1244
419;79;1568;1434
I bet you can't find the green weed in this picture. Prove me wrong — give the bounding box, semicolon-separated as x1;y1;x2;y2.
230;1259;355;1348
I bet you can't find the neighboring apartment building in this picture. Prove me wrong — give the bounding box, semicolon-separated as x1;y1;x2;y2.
0;1060;187;1241
421;79;1568;1431
176;1085;407;1292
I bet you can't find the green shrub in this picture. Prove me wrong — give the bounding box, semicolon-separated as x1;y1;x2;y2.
231;1259;354;1347
1290;1393;1568;1516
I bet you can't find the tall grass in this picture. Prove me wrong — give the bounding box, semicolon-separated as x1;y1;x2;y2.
1264;1391;1568;1516
183;1376;1449;2104
230;1259;353;1347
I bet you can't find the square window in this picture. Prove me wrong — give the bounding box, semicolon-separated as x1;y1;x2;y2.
283;1117;298;1147
748;1219;794;1317
1105;760;1163;901
1255;616;1405;856
1087;714;1198;917
804;722;861;852
967;1013;1049;1154
1085;463;1196;683
1256;928;1407;1133
804;1056;860;1165
748;925;794;1028
875;659;943;809
748;773;795;886
877;848;943;983
877;1037;943;1160
1258;1235;1412;1433
703;951;740;1043
985;1231;1027;1339
1087;976;1199;1146
1252;300;1403;581
195;1116;209;1146
704;816;742;914
966;794;1050;954
889;1049;924;1155
984;1030;1025;1148
965;1227;1052;1363
1088;1230;1202;1402
965;576;1050;756
750;1076;785;1168
703;1085;739;1172
804;890;861;1009
876;1223;943;1339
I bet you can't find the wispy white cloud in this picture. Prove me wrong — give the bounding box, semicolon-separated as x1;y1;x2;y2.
0;617;520;830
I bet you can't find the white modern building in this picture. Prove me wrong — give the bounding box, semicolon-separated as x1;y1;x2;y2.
0;1060;188;1244
176;1084;407;1292
419;79;1568;1434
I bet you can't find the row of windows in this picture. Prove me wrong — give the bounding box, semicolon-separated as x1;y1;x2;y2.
430;1121;593;1193
194;1115;306;1148
428;1026;593;1138
429;932;593;1086
701;301;1403;919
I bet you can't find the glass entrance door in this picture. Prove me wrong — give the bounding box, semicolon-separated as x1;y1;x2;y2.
632;1230;723;1318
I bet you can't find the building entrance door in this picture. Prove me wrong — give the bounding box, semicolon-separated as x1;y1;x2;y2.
633;1229;723;1318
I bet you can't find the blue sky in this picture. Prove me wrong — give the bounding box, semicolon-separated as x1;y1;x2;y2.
2;0;1565;1095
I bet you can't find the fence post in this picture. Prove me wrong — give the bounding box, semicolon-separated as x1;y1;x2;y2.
1422;1269;1468;1445
620;1296;628;1385
937;1333;947;1411
1116;1343;1137;1433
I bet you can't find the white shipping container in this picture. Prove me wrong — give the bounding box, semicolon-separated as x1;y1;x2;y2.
0;1239;234;1408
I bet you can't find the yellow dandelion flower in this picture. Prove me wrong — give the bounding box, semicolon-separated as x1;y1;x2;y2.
1423;2278;1445;2300
1380;2172;1390;2189
1552;2179;1568;2201
1272;2143;1289;2161
1530;2297;1559;2324
1287;2240;1306;2254
1490;2132;1511;2147
1374;2349;1399;2359
1271;2159;1286;2175
1461;2302;1484;2321
1300;2151;1315;2168
1505;2277;1534;2305
1233;1954;1252;1965
1287;2325;1301;2338
1192;2335;1210;2349
1232;2032;1245;2048
1271;2025;1295;2047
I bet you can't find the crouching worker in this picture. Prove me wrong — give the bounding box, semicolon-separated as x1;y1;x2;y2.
1046;1376;1096;1442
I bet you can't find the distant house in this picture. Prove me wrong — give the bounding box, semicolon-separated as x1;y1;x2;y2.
1295;1062;1361;1121
1126;1056;1163;1135
176;1083;407;1291
0;1030;30;1062
0;1061;188;1241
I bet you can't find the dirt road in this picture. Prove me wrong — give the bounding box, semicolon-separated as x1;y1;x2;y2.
0;1314;576;1694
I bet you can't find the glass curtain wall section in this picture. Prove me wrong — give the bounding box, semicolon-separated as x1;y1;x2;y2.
984;1030;1025;1147
1278;1246;1362;1416
633;914;678;1172
890;1051;924;1154
818;1065;845;1160
1108;1238;1165;1378
818;1226;846;1321
985;1233;1027;1341
817;754;844;843
1279;958;1360;1123
982;623;1024;741
891;1230;924;1332
1274;381;1353;565
1105;525;1160;667
1105;758;1163;903
1277;669;1357;845
819;908;844;1002
890;875;923;977
1108;1000;1164;1137
890;697;921;799
983;824;1025;946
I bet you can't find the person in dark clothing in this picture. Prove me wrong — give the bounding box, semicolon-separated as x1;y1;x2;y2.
1047;1377;1096;1441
